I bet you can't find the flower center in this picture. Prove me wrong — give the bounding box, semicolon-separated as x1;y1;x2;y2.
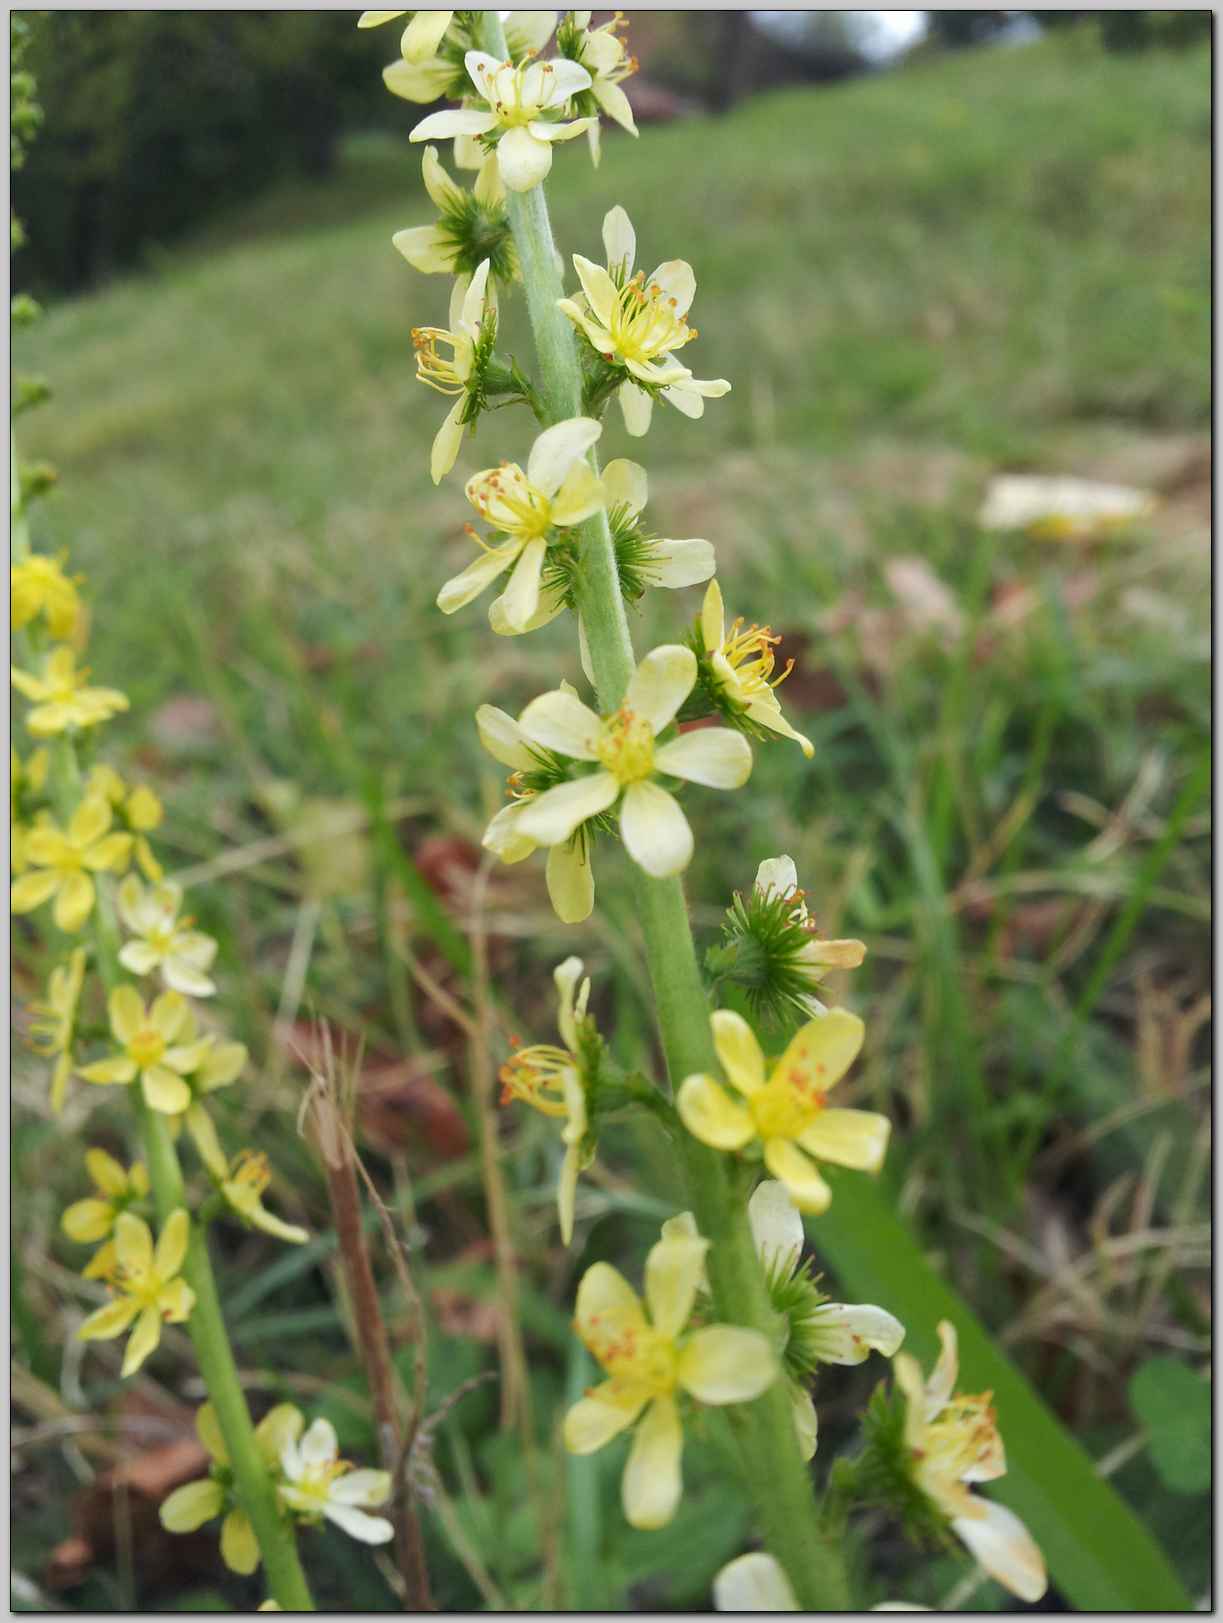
585;1317;678;1396
499;1043;572;1118
469;464;553;542
914;1394;1002;1513
715;618;794;705
595;707;655;784
750;1077;822;1142
412;326;474;395
128;1026;167;1069
608;271;695;365
294;1459;350;1509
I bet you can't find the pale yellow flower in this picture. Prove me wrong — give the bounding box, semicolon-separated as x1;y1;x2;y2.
11;552;81;639
476;700;597;924
714;1555;930;1611
27;944;87;1113
218;1151;309;1245
358;8;454;62
895;1322;1046;1602
558;206;730;436
437;417;604;631
117;873;217;997
11;645;129;737
510;645;752;880
87;764;165;881
701;581;813;758
78;986;209;1115
11;797;132;933
567;10;638;164
499;956;594;1242
62;1148;150;1246
564;1226;777;1529
410;50;595;193
161;1401;304;1574
278;1418;394;1545
677;1008;890;1213
77;1208;195;1377
381;12;556;106
413;258;496;483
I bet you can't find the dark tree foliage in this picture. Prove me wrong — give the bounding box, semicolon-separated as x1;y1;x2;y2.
11;12;394;293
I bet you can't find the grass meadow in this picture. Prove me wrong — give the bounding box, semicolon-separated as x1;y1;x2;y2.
11;27;1210;1612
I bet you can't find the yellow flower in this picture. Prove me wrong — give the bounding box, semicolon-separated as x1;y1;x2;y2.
11;552;82;639
218;1151;309;1245
564;1226;778;1529
894;1322;1047;1603
117;873;217;997
62;1148;150;1247
278;1418;394;1545
77;1208;195;1377
510;645;753;880
477;700;597;924
156;1007;248;1173
160;1401;304;1574
88;764;165;881
358;8;454;62
78;986;210;1115
558;206;730;436
437;417;604;631
11;645;129;737
676;1008;890;1213
27;944;87;1113
11;745;50;874
413;258;496;484
410;50;595;193
499;956;594;1243
701;582;813;758
11;797;133;933
566;11;638;165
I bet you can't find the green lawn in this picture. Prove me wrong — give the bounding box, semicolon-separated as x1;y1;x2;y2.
12;28;1210;1612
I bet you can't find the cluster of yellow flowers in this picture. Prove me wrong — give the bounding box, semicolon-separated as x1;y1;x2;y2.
376;8;1045;1603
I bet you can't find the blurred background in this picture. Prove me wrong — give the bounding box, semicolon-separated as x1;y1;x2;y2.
11;10;1210;1613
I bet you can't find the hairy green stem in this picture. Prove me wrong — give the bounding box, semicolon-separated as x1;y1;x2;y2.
43;707;314;1607
482;14;848;1607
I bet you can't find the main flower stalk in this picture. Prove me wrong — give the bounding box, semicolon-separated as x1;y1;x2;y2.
478;13;848;1608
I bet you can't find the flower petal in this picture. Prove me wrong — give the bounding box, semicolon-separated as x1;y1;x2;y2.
805;1302;906;1365
299;1417;338;1467
618;381;652;437
538;57;592;106
109;985;145;1045
85;1147;129;1197
392;223;454;275
142;1067;192;1115
155;1207;190;1278
713;1551;798;1612
430;397;466;485
755;856;799;900
676;1073;755;1150
798;1108;891;1174
951;1500;1047;1604
323;1503;395;1544
648;538;716;588
517;688;603;759
53;871;95;934
546;838;595;924
774;1008;865;1097
525;415;602;496
10;870;58;913
572;253;618;328
574;1260;644;1346
791;1383;819;1461
221;1507;260;1575
161;1478;225;1533
747;1179;804;1277
646;258;696;318
437;541;520;615
62;1199;113;1245
410;107;497;142
330;1468;391;1507
645;1231;708;1339
482;802;537;864
150;989;189;1041
497;124;553;192
701;579;726;652
601;204;636;276
114;1211;154;1273
122;1304;164;1376
476;704;536;770
677;1325;776;1405
622;1395;683;1530
550;462;604;527
401;8;453;62
624;644;696;735
654;727;751;789
518;772;620;846
78;1056;139;1086
711;1008;766;1096
763;1139;832;1214
564;1380;647;1453
619;781;692;878
600;457;647;516
119;940;160;977
78;1297;139;1341
926;1319;959;1418
496;536;547;631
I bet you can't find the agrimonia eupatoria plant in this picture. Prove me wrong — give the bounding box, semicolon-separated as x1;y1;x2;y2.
372;7;1048;1611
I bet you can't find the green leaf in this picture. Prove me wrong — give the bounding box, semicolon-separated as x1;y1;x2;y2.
812;1174;1192;1611
1128;1357;1211;1496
